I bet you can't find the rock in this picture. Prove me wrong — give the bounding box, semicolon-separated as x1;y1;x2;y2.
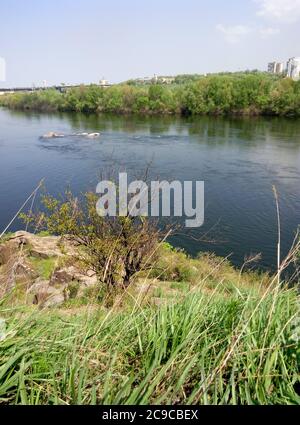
14;259;39;280
0;254;39;298
86;269;96;278
0;239;19;265
77;274;98;297
13;231;63;259
50;265;98;288
13;231;79;259
43;293;65;308
80;274;98;287
28;279;50;294
3;231;79;260
50;266;77;286
0;232;98;305
28;279;50;304
41;132;65;139
86;132;100;138
28;279;65;307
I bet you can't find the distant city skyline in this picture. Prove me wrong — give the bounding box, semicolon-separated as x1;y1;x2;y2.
0;0;299;87
267;56;300;80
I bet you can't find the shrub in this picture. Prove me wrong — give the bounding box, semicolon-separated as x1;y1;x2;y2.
22;191;166;288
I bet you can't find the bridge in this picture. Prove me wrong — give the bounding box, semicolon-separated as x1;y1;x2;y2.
0;83;112;94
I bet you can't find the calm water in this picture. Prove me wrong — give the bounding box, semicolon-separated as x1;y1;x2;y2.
0;108;300;272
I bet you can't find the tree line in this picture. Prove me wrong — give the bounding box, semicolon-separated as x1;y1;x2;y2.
1;73;300;117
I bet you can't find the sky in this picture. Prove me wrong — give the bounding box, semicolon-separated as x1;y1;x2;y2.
0;0;299;87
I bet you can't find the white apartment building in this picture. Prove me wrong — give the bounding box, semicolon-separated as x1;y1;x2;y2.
99;79;109;86
268;62;284;74
286;57;300;80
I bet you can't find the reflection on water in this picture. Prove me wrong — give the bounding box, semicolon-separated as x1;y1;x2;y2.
0;108;300;272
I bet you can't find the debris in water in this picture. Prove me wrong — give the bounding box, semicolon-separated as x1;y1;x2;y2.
40;132;100;139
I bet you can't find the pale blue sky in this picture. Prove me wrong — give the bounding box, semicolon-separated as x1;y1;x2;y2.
0;0;299;87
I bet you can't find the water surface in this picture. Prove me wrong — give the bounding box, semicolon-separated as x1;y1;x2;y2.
0;108;300;272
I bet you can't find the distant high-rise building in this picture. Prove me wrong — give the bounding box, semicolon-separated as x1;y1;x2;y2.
286;57;300;80
268;62;276;73
268;61;284;74
99;78;109;86
275;62;283;74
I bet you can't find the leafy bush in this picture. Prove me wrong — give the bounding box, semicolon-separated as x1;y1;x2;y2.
22;191;165;288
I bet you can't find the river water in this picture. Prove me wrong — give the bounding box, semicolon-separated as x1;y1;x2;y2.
0;108;300;272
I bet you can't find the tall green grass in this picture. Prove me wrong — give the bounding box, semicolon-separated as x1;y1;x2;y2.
0;282;299;405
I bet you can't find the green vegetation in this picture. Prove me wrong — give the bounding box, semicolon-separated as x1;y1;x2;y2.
29;257;57;280
22;190;164;287
0;257;299;404
1;72;300;117
0;229;299;404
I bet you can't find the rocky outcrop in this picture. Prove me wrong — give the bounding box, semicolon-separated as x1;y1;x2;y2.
50;266;97;287
0;252;39;298
12;231;64;259
0;239;20;265
0;231;98;307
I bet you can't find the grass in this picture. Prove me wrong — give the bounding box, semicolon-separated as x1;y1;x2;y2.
0;236;299;405
36;231;51;237
0;232;14;244
150;246;270;291
0;276;299;405
29;257;57;280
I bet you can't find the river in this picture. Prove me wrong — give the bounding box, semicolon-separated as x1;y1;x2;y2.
0;107;300;272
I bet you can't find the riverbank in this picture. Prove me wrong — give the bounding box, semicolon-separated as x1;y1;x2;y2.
0;231;299;404
0;231;272;307
1;73;300;117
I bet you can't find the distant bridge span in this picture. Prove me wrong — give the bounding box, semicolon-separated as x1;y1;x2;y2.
0;83;112;94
